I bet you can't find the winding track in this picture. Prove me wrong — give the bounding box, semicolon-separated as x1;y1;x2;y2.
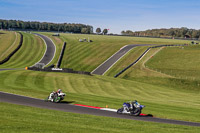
91;44;154;75
0;91;200;127
33;33;56;66
1;38;199;126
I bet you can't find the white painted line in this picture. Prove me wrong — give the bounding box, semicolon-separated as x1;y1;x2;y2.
45;35;56;66
102;46;135;75
31;34;47;67
132;48;151;66
101;108;117;112
31;33;56;67
91;45;128;74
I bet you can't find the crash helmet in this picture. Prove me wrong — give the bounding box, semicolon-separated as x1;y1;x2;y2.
57;89;62;93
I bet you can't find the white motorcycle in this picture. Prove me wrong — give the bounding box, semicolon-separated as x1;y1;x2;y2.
45;92;66;103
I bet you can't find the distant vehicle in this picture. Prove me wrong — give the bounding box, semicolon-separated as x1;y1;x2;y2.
117;100;145;116
52;33;60;36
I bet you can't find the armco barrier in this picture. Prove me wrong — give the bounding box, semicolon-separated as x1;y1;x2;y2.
28;67;91;76
114;44;188;78
0;32;23;64
57;42;66;68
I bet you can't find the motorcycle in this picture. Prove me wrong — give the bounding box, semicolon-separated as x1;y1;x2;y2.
45;92;66;103
117;101;145;116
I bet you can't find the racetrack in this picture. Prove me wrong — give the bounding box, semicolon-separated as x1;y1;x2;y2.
0;91;199;127
91;44;154;75
33;33;56;66
0;68;24;71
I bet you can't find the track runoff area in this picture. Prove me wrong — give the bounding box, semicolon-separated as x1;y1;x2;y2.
0;91;200;127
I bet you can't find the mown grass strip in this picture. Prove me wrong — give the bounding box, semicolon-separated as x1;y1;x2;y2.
0;31;20;62
1;102;199;133
146;45;200;80
0;70;199;122
0;32;46;68
39;32;190;72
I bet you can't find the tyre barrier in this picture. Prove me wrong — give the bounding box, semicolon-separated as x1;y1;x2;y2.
0;32;23;65
28;67;92;76
114;44;188;78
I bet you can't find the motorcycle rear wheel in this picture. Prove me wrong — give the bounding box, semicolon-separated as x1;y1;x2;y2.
44;97;49;102
130;109;141;116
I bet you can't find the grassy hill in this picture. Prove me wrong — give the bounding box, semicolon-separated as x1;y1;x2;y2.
39;32;191;72
0;31;20;62
0;32;199;132
0;70;199;123
0;32;46;68
146;45;200;80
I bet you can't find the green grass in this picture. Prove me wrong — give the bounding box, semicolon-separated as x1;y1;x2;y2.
1;102;199;133
146;45;200;80
36;32;63;67
1;32;199;131
39;32;191;72
0;32;46;68
105;46;149;76
115;45;200;92
0;31;20;62
0;70;199;122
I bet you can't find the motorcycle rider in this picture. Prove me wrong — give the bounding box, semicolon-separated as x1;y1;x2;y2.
57;89;62;94
125;100;137;111
48;89;64;102
48;91;56;102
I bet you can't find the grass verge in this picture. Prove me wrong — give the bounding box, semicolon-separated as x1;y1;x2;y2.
0;31;20;62
0;70;199;122
0;102;200;133
0;32;46;68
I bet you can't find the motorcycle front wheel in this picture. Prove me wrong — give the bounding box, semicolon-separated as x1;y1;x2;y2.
117;108;123;114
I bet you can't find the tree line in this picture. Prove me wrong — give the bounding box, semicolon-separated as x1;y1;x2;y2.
0;19;93;34
121;27;200;39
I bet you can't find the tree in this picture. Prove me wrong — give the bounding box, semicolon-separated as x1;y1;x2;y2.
81;27;92;34
81;28;87;34
121;30;125;35
0;19;93;33
96;28;101;34
103;29;108;35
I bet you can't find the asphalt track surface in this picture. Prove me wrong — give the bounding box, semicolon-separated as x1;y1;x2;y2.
0;92;200;127
33;33;56;66
92;44;154;75
0;68;24;71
